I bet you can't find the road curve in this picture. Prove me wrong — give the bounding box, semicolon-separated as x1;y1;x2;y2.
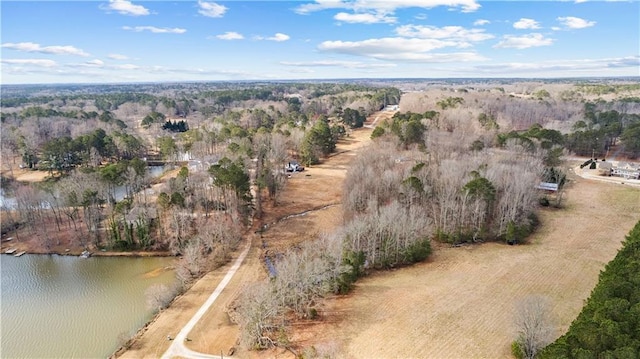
161;239;252;359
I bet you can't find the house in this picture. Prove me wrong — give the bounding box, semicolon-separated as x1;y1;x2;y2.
611;167;640;180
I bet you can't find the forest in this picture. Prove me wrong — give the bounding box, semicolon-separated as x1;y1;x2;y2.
0;81;401;285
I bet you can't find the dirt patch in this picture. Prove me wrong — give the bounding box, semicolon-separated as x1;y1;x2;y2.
2;167;52;183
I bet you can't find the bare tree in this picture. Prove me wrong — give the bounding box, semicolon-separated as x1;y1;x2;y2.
267;132;289;205
145;283;176;313
343;201;432;269
235;282;284;349
175;238;205;284
513;295;555;359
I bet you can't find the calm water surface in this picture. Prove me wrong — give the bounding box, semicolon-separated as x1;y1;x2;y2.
1;254;176;358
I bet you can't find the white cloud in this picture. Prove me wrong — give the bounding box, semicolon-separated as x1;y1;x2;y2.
288;68;316;74
122;26;187;34
378;51;485;62
113;64;140;70
574;0;588;3
494;33;553;49
318;37;486;62
469;56;640;75
84;59;105;67
103;0;150;16
198;0;227;18
1;58;58;67
334;12;397;24
395;25;494;42
1;42;90;56
474;19;490;26
320;37;455;54
557;16;596;29
267;33;290;42
108;53;129;60
281;60;397;69
296;0;480;14
513;18;541;29
216;32;244;40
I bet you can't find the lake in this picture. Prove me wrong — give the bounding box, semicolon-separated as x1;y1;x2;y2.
1;254;176;358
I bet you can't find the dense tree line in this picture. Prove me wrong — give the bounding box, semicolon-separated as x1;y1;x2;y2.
565;105;640;158
539;220;640;358
345;135;544;245
36;129;144;171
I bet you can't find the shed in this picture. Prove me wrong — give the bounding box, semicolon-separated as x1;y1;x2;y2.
536;182;559;192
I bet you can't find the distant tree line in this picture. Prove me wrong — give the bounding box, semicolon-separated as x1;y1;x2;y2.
565;104;640;159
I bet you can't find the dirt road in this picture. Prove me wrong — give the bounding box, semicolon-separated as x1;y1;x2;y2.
160;239;251;359
117;110;395;358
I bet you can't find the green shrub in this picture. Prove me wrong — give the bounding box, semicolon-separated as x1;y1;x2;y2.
405;237;432;263
371;126;385;139
337;250;366;294
539;197;550;207
511;340;525;359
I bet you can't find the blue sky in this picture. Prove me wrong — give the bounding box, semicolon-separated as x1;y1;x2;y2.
1;0;638;84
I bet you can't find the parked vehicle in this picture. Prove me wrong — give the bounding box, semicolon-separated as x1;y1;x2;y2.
285;161;304;172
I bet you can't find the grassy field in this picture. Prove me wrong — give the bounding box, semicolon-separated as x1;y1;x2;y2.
294;179;640;358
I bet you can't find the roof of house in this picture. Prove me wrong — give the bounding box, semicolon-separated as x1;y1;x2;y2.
536;182;559;191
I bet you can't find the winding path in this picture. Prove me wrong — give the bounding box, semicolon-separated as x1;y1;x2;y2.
160;239;251;359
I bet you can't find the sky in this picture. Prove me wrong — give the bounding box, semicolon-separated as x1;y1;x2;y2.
1;0;639;84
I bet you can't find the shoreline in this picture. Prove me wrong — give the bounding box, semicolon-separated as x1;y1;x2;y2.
0;238;173;258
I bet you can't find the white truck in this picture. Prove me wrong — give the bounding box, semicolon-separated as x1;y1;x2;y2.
285;161;304;172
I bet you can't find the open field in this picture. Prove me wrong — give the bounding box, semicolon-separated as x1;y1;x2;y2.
293;178;640;358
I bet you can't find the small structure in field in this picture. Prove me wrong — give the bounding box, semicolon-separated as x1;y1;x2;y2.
597;161;613;176
536;182;559;192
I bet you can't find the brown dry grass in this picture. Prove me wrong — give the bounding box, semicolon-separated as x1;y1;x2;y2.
1;164;52;183
294;179;640;358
